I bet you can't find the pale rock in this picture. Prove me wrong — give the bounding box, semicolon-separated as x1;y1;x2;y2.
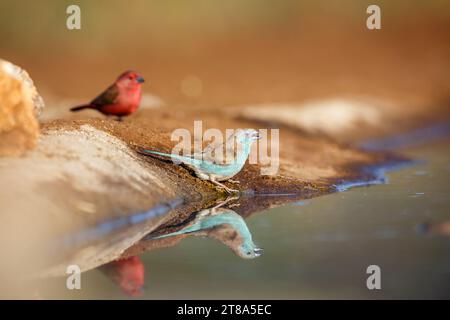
0;59;44;156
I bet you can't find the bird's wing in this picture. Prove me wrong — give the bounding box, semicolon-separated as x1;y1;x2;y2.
91;83;119;106
202;132;238;164
201;140;225;157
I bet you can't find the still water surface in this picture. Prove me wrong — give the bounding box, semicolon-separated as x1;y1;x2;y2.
50;142;450;299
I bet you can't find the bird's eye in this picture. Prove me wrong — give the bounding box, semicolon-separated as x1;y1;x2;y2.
129;76;133;80
246;251;251;255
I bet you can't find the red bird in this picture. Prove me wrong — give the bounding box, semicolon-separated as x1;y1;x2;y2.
100;256;145;297
70;70;145;121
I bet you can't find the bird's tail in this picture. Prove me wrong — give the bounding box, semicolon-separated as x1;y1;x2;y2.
138;149;198;166
147;229;188;240
70;104;94;112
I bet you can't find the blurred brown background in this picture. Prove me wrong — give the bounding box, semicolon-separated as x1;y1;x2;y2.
0;0;449;109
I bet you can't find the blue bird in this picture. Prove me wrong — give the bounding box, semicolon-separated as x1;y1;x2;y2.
139;129;261;193
148;198;263;259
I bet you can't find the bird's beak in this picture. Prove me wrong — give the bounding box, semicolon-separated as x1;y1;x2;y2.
136;76;145;83
254;247;264;257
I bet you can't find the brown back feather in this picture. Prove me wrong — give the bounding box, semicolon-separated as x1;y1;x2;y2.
91;83;119;106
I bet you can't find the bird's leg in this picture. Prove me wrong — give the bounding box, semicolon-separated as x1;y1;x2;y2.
227;179;240;184
210;195;240;212
210;179;239;194
116;116;123;122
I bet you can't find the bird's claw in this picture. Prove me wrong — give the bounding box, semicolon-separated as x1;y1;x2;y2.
227;179;240;184
214;185;239;194
210;179;239;194
224;187;239;194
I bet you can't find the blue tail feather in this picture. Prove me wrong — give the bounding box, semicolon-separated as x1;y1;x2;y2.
139;149;199;166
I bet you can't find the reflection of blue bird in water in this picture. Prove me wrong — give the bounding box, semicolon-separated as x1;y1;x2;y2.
138;129;260;193
149;199;263;259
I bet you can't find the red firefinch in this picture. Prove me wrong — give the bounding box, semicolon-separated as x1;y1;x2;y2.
70;70;145;121
100;256;145;297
